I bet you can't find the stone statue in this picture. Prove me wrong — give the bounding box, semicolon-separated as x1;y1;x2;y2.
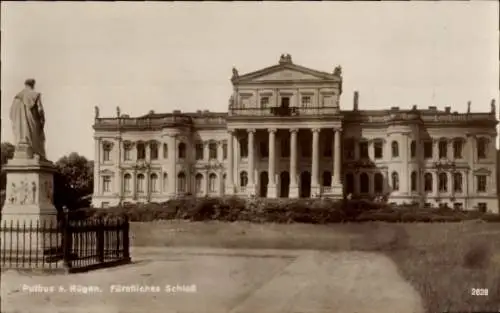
94;106;100;119
116;106;121;117
333;66;342;77
228;94;235;107
10;79;47;160
467;101;471;113
231;67;239;80
491;99;496;114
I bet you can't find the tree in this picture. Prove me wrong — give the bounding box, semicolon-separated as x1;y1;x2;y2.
54;152;94;211
1;142;15;191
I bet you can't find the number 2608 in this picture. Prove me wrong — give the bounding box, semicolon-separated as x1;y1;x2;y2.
471;288;488;296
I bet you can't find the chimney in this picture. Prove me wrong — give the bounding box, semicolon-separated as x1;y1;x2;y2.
353;91;359;111
467;101;471;113
445;106;451;113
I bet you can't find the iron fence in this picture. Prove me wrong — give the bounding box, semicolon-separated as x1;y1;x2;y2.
0;213;130;273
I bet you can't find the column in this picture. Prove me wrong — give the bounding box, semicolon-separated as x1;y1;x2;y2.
167;135;177;197
226;130;235;194
247;129;256;195
267;128;277;198
289;128;299;198
145;167;151;201
311;128;320;197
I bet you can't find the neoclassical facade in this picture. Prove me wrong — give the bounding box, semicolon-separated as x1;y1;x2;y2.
92;54;499;213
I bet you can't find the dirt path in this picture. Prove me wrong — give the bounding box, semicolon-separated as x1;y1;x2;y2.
1;248;425;313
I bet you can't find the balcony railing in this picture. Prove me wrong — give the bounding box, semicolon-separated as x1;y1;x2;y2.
229;106;340;117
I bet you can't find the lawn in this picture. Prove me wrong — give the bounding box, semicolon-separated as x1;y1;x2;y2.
131;220;500;313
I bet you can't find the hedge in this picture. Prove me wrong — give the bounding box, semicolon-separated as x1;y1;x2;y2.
69;196;500;224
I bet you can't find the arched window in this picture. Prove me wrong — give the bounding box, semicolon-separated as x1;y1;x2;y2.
178;143;186;159
195;173;203;194
438;172;448;192
453;172;463;193
424;173;433;192
137;173;145;193
360;172;369;193
477;137;488;159
163;143;168;159
240;138;248;158
240;171;248;187
150;173;159;193
137;142;146;160
209;173;217;192
123;173;132;193
162;173;168;192
410;140;416;158
391;171;399;191
391;141;399;158
177;172;186;193
410;171;417;192
345;173;354;194
374;173;384;193
150;141;159;160
438;139;448;159
322;171;332;187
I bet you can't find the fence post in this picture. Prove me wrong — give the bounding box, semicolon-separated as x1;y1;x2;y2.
97;218;105;263
62;209;73;270
123;216;130;260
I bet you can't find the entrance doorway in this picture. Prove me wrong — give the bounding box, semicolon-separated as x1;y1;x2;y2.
279;171;290;198
300;171;311;198
259;171;268;197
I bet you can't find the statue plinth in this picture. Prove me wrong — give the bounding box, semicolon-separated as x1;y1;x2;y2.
1;156;58;225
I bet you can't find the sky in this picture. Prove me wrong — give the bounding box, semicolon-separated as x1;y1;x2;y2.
1;2;498;161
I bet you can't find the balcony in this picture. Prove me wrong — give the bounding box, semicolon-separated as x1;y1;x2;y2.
228;106;340;117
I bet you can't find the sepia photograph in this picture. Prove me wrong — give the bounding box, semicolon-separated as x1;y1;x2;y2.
1;2;499;313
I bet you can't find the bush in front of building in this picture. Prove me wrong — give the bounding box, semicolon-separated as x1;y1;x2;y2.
79;196;500;223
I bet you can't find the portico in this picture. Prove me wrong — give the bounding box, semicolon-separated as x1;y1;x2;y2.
225;126;343;198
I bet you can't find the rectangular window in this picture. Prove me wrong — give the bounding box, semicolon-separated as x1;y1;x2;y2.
301;96;311;107
423;141;433;159
195;143;204;160
260;97;269;108
223;143;228;159
103;149;110;162
124;147;131;161
477;175;487;192
102;176;111;193
209;142;217;159
453;140;463;159
374;141;383;159
281;139;290;158
359;142;369;159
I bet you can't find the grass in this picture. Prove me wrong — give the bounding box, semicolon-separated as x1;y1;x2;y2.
131;220;500;313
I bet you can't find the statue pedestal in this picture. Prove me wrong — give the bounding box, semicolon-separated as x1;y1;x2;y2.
1;157;60;255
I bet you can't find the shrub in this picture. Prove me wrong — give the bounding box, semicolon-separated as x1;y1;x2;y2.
79;197;500;224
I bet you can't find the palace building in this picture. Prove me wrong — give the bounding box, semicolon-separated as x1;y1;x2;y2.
92;54;499;213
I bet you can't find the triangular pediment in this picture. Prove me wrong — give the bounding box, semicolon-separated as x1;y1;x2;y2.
233;63;340;84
